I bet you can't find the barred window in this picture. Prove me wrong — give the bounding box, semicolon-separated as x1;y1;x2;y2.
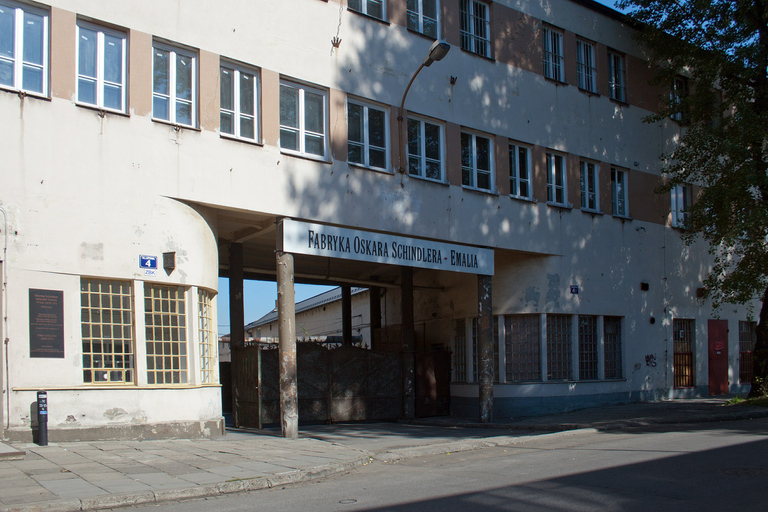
505;315;541;382
459;0;490;57
604;316;623;379
470;317;499;383
453;319;467;382
198;289;215;384
673;318;695;387
81;278;135;384
547;314;572;380
578;315;598;380
145;284;188;385
739;321;756;385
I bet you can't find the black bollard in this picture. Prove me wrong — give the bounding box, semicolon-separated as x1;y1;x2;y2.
37;390;48;446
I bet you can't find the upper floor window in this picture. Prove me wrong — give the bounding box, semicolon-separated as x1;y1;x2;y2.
407;0;439;38
670;76;688;122
543;26;564;82
348;0;385;20
576;39;597;93
77;22;127;112
348;99;388;170
461;131;493;191
611;168;628;217
546;152;567;206
510;144;532;199
608;51;626;102
0;1;48;95
580;161;599;212
407;116;443;181
280;80;327;158
459;0;490;58
153;41;197;127
220;62;258;141
670;183;691;228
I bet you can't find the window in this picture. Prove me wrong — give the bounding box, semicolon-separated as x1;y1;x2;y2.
578;316;598;380
152;42;197;127
604;316;623;379
145;284;188;385
220;62;258;141
673;318;695;388
580;161;598;211
576;39;597;93
509;144;532;199
348;0;385;20
459;0;490;58
407;0;439;38
611;168;629;217
77;22;127;112
608;51;626;102
461;132;493;191
453;319;467;382
670;183;691;228
546;152;567;206
739;321;756;385
81;278;135;384
505;315;541;382
198;289;215;384
280;81;327;158
547;315;572;380
0;1;48;94
670;76;688;122
407;117;443;181
543;26;564;82
470;317;500;383
348;99;388;170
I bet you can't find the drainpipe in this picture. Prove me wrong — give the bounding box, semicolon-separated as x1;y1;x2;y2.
0;206;8;432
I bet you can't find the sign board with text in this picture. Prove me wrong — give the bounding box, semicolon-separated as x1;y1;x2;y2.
29;289;65;358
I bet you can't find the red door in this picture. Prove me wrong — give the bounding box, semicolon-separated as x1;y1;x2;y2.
708;319;729;395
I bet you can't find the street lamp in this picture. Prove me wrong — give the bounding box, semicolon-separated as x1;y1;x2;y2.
397;40;451;173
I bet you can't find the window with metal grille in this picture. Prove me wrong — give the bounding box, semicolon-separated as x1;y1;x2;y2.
578;315;598;380
198;289;215;384
145;284;188;385
576;39;597;93
453;319;467;382
81;278;135;384
459;0;490;57
543;26;564;82
673;318;695;387
470;317;500;383
739;321;756;385
604;316;623;379
547;314;572;380
505;315;541;382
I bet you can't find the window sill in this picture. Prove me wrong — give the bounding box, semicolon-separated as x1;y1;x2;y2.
544;76;568;86
462;185;497;196
347;8;390;25
349;162;392;175
580;207;603;215
578;87;600;97
152;118;200;132
460;47;495;62
76;102;129;118
609;97;628;107
613;213;632;221
406;173;448;186
406;27;441;41
0;86;50;101
546;201;572;210
510;194;536;203
280;148;332;164
220;133;263;147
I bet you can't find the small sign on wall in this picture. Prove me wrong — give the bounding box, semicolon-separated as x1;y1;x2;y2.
140;255;158;276
29;289;64;358
570;285;579;294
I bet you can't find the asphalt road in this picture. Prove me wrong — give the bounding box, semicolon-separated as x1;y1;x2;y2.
117;418;768;512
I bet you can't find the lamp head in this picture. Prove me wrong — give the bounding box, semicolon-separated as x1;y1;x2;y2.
422;40;450;67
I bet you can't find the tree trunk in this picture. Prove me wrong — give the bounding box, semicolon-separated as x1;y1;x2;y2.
748;284;768;397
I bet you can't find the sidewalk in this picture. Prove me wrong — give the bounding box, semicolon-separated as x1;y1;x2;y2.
1;398;766;512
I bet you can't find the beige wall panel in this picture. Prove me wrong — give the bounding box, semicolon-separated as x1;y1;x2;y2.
261;68;280;147
595;42;608;97
445;121;461;186
563;30;577;87
599;162;613;215
388;0;406;28
390;105;402;172
567;153;580;208
494;5;539;74
199;50;219;133
329;88;348;162
441;0;460;48
129;30;152;117
495;135;510;196
51;8;76;101
629;170;667;224
531;145;547;203
628;55;663;113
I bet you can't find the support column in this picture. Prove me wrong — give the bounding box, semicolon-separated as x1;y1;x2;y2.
401;267;415;419
369;285;382;351
276;251;298;439
342;285;352;346
478;274;493;423
228;243;245;427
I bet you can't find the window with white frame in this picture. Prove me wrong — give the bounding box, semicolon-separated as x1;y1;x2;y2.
509;144;532;199
220;62;258;141
461;131;493;191
547;314;572;380
77;22;127;112
611;168;629;217
453;319;467;382
459;0;490;58
604;316;623;379
670;76;687;122
546;152;567;206
348;0;385;20
608;51;626;102
580;161;599;211
348;99;388;170
145;284;188;385
407;116;443;181
578;315;598;380
576;39;597;93
198;289;215;385
280;80;327;158
505;315;541;382
152;42;197;127
543;26;564;82
407;0;439;38
670;183;691;228
0;1;48;94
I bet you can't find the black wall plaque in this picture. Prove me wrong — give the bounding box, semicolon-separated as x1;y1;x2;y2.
29;289;64;358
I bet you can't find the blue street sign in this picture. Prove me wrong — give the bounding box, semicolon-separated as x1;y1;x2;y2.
139;255;158;269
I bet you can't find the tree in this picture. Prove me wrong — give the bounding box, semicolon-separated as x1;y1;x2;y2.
616;0;768;396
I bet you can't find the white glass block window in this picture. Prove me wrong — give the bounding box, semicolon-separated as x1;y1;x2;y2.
576;39;597;93
77;22;127;112
546;152;567;206
220;62;258;141
510;144;532;199
407;0;439;38
671;183;691;228
0;1;48;94
580;161;599;211
459;0;490;58
348;0;385;20
611;168;629;217
608;51;626;102
198;289;215;385
152;42;197;127
543;26;564;82
280;80;327;158
461;132;493;191
348;99;388;170
407;117;443;181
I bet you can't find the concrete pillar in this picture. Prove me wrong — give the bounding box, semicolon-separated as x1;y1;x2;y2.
401;267;415;419
342;285;352;346
478;274;493;423
369;285;382;351
228;243;245;427
276;251;298;439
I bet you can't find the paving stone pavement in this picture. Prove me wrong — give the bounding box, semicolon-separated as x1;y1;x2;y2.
0;397;765;512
